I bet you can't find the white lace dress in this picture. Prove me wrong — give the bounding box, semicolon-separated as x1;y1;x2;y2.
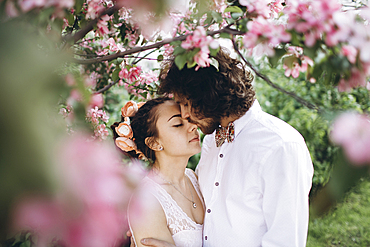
130;168;204;247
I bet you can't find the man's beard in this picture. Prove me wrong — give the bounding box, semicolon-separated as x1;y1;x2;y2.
188;117;220;135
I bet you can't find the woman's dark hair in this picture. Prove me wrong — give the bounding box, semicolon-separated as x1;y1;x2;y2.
111;97;172;164
158;47;255;120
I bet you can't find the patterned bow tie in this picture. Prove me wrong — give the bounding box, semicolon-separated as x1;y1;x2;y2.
215;122;235;147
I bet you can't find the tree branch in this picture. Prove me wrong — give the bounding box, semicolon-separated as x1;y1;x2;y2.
63;6;120;44
94;79;120;94
73;26;245;64
231;38;322;113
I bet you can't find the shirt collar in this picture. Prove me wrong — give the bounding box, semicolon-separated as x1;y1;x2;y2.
233;99;261;139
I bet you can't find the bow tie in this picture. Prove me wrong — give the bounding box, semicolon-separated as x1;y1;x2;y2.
215;122;235;147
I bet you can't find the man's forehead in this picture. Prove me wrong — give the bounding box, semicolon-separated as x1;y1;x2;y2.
173;94;190;104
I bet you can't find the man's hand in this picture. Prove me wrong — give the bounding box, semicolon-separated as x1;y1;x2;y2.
140;238;176;247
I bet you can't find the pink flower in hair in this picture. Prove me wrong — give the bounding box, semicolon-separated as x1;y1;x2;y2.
121;101;139;117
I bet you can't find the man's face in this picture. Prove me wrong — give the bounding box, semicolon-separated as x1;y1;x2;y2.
174;94;220;135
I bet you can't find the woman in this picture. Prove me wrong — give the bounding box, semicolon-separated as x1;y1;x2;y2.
111;97;204;247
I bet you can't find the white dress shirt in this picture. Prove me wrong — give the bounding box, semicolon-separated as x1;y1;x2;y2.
196;100;313;247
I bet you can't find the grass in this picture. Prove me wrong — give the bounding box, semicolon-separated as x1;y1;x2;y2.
307;178;370;247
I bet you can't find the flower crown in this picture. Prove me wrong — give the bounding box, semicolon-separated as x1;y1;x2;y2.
115;101;146;159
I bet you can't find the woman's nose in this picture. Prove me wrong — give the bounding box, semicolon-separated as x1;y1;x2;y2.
188;122;197;132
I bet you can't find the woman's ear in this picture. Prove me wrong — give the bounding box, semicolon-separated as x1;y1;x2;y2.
145;137;163;151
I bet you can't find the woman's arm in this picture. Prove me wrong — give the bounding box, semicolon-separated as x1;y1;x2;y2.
128;191;175;247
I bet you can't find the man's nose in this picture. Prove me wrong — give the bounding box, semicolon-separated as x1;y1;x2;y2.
180;105;191;119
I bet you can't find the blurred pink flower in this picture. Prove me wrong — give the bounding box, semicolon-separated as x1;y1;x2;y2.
12;133;142;246
18;0;47;12
341;45;358;64
285;0;341;47
12;197;63;247
65;74;76;86
243;17;290;56
5;1;19;17
89;94;104;108
338;68;367;92
331;112;370;165
239;0;273;18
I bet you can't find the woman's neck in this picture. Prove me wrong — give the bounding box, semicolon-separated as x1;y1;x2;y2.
152;156;189;185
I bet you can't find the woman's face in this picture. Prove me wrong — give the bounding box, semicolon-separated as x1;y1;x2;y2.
155;100;201;158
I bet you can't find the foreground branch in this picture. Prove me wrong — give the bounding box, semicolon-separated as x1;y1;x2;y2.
73;26;245;64
231;39;322;113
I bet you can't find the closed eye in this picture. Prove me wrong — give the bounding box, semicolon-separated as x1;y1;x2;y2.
173;124;183;127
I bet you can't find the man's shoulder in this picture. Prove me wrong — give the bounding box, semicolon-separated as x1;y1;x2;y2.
244;110;305;145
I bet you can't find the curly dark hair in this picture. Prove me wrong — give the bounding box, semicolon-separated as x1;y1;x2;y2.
158;47;255;120
111;97;172;164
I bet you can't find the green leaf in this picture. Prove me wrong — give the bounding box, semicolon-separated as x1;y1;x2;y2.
187;60;197;68
173;46;186;56
231;12;243;20
219;32;232;39
268;48;286;68
157;54;164;62
112;67;120;82
224;6;243;13
74;0;84;13
67;13;74;26
211;11;223;23
175;55;187;70
210;47;220;57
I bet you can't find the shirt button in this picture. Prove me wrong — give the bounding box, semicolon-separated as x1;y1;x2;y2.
219;154;223;158
215;182;219;186
205;236;208;240
207;209;211;213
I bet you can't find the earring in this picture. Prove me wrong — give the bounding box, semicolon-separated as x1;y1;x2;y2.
159;146;163;151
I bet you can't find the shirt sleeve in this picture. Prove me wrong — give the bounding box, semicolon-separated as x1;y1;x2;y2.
260;141;313;247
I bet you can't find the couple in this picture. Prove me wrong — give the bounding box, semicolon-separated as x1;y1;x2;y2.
112;48;314;247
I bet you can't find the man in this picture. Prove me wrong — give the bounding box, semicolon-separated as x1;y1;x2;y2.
140;48;313;246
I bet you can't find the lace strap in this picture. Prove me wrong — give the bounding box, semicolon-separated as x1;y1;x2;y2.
143;176;201;235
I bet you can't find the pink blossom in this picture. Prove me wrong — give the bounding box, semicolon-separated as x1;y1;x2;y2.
139;71;158;85
5;1;19;17
194;50;211;71
239;0;273;18
331;112;370;165
341;45;358;64
243;17;291;56
12;133;138;246
96;15;110;36
284;0;341;47
180;26;219;69
338;68;367;92
18;0;47;12
119;68;129;80
86;0;105;19
84;72;99;88
283;48;313;79
65;74;75;86
89;94;104;108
